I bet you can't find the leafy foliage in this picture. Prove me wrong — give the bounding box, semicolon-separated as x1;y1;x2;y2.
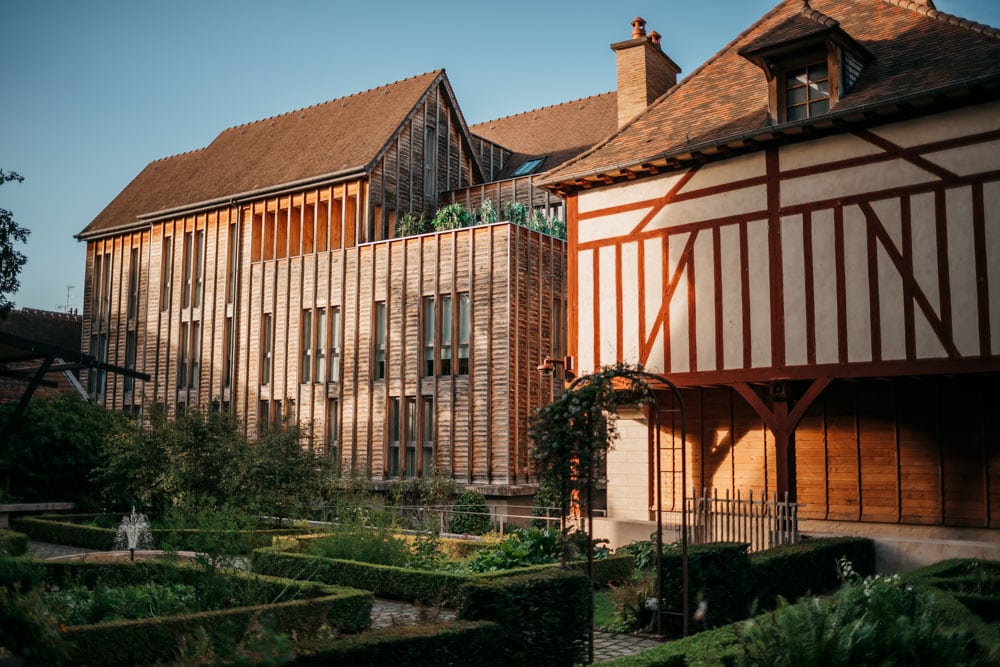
502;201;529;225
448;490;491;535
432;203;472;230
466;527;563;572
0;393;122;507
42;582;199;625
0;169;29;314
395;212;431;236
478;198;498;224
309;529;412;567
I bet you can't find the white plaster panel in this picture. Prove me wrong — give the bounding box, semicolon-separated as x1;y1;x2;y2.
914;314;945;359
878;243;907;361
844;206;873;362
946;187;980;357
579;209;642;245
599;246;618;366
645;331;665;373
910;192;940;315
720;224;744;369
747;219;772;367
644;186;766;233
869;100;1000;148
780;132;883;172
668;233;690;373
987;181;1000;356
781;160;934;208
924;139;1000;178
643;237;663;349
685;152;765;191
782;215;807;367
694;231;716;372
578;172;686;214
812;209;840;364
621;242;641;365
577;250;595;374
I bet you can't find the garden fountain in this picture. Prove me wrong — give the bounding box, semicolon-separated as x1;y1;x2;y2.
113;506;153;561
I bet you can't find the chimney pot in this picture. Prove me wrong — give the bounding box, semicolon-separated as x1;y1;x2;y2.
648;30;662;48
631;16;647;39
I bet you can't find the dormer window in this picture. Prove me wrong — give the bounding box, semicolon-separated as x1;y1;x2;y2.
785;63;829;121
513;157;545;177
738;2;871;124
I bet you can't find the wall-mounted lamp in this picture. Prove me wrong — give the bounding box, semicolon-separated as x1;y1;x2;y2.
536;355;575;380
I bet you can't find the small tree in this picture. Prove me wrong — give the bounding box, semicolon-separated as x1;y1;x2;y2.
448;490;491;535
0;169;29;315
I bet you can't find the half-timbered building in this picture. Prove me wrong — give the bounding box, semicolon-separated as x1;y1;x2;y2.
76;70;615;501
541;0;1000;566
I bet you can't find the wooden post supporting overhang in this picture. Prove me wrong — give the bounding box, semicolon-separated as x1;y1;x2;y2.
733;377;832;498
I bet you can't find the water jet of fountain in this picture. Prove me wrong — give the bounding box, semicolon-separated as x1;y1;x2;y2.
113;506;153;561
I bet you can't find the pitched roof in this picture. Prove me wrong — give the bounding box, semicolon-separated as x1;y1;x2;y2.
540;0;1000;189
79;70;449;238
470;92;618;180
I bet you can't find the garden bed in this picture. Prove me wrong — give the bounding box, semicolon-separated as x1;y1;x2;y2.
0;557;373;665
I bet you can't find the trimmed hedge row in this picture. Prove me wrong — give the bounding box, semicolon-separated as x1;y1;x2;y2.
749;535;876;608
0;529;28;556
291;621;506;666
1;558;373;666
12;513;311;553
251;546;634;605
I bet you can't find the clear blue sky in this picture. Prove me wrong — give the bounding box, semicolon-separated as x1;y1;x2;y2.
3;0;998;314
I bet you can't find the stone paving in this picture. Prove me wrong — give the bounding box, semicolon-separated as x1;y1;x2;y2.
27;540;661;662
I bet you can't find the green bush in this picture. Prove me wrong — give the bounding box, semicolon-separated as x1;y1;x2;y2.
749;536;875;608
448;490;491;535
0;529;28;556
310;529;412;567
460;569;590;666
467;527;561;572
292;621;506;666
432;203;471;230
659;542;752;636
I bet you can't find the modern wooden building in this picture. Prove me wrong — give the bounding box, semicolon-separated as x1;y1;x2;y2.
76;70;616;497
540;0;1000;564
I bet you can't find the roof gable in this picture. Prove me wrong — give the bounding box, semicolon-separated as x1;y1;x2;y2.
80;70;446;238
540;0;1000;190
470;92;618;180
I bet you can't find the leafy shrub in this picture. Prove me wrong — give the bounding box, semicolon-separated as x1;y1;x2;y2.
467;527;562;572
395;212;431;236
478;199;498;224
749;536;875;608
432;203;471;230
310;528;411;567
617;533;660;570
448;491;491;535
502;201;528;225
42;582;199;625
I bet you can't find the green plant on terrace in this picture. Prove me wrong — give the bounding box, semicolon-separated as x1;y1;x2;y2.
432;203;471;230
478;198;498;224
502;201;529;225
396;212;431;236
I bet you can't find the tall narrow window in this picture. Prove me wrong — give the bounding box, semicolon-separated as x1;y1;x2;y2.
127;248;140;320
178;322;189;389
88;334;108;396
189;321;201;389
374;301;387;380
424;126;437;197
193;229;205;307
327;398;340;462
440;294;452;375
160;239;173;311
388;397;401;477
182;231;193;308
330;306;341;382
405;396;417;477
301;309;312;383
259;400;269;434
100;252;112;320
124;331;137;393
457;292;470;375
223;317;234;388
92;253;103;319
261;313;273;385
227;223;238;304
422;296;435;376
315;307;327;383
421;397;434;477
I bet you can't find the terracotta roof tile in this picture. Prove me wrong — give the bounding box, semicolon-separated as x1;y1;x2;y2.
80;71;445;238
541;0;1000;186
470;92;618;180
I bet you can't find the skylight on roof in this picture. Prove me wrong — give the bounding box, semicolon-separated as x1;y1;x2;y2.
513;157;545;176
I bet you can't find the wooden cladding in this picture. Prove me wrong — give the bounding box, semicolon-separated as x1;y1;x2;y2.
249;183;361;261
650;376;999;529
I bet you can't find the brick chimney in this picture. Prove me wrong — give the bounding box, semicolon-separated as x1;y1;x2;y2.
612;17;681;128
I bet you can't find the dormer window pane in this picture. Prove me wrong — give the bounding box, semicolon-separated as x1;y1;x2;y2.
513;157;545;177
786;63;830;121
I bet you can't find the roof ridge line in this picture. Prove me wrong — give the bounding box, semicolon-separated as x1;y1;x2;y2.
799;0;839;27
881;0;1000;39
224;69;445;132
471;91;615;127
540;0;791;181
148;146;206;164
